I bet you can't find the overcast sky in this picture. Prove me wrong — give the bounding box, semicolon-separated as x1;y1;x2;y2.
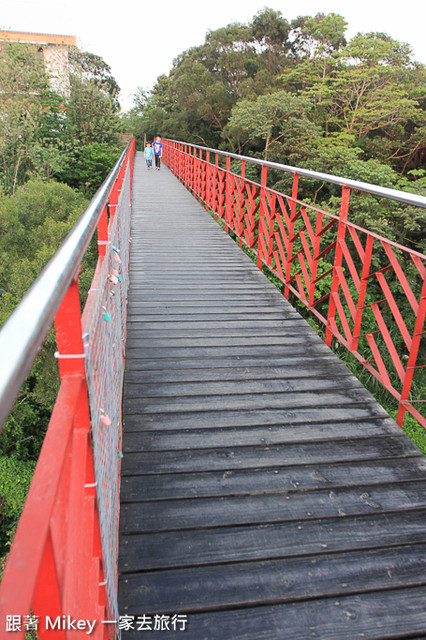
1;0;425;111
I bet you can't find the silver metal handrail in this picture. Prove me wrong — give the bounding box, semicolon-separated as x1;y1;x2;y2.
168;139;426;210
0;143;130;429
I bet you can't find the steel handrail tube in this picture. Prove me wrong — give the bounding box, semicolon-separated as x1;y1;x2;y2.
0;143;130;430
166;138;426;210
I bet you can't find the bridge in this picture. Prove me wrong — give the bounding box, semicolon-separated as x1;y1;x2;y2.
0;139;425;639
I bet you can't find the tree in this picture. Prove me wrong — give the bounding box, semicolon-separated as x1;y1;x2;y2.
332;33;420;139
66;77;120;146
0;42;122;194
288;12;347;62
55;49;122;191
130;29;256;148
68;48;120;109
0;42;50;193
224;91;319;160
251;7;290;72
203;24;257;101
128;10;426;190
280;30;424;167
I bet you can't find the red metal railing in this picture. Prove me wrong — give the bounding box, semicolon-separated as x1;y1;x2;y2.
163;139;426;429
0;139;136;639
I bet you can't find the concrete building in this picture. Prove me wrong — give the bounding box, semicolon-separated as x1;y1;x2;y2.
0;31;77;95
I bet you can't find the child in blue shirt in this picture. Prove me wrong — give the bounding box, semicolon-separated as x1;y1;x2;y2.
144;142;153;169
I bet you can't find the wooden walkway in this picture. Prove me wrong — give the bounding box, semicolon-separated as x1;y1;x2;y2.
117;153;426;639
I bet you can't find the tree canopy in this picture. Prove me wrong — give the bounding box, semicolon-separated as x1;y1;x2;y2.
0;43;123;196
126;8;426;192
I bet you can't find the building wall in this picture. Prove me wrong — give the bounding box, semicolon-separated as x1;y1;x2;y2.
0;31;77;96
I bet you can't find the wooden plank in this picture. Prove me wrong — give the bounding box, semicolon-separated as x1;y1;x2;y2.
126;302;299;313
123;375;363;400
119;480;426;533
119;509;426;571
125;319;323;331
123;353;348;372
118;586;426;639
120;436;421;476
125;342;338;361
123;388;388;415
125;334;325;349
127;292;289;303
120;457;426;501
128;322;310;338
123;358;350;383
119;544;426;613
121;419;401;450
123;402;391;432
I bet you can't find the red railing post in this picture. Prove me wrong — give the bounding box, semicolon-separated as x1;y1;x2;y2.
225;155;232;234
205;150;211;212
397;274;426;426
237;160;246;248
191;145;195;192
351;234;374;351
54;270;86;379
257;165;268;270
180;142;184;183
307;211;324;307
284;172;299;299
183;144;187;186
199;147;204;202
97;204;109;260
325;185;351;347
188;145;193;192
216;153;222;222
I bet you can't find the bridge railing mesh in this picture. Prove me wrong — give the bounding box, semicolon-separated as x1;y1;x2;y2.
82;160;132;627
163;139;426;430
0;139;135;639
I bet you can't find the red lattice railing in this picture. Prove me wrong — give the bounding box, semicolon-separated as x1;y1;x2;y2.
163;140;426;430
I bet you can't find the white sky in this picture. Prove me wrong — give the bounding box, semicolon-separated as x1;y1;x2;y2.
1;0;425;111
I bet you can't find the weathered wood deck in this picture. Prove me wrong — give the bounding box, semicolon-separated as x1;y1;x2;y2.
117;152;426;639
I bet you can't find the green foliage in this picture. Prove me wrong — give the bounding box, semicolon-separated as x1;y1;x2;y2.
0;42;50;193
0;179;96;560
398;413;426;455
68;48;120;109
0;456;36;510
0;179;87;269
250;8;290;73
56;142;122;196
0;455;36;554
131;11;425;190
0;181;90;455
0;42;122;194
225;90;319;160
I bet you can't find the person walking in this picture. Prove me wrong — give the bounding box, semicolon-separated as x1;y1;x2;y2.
153;136;163;170
144;142;153;169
